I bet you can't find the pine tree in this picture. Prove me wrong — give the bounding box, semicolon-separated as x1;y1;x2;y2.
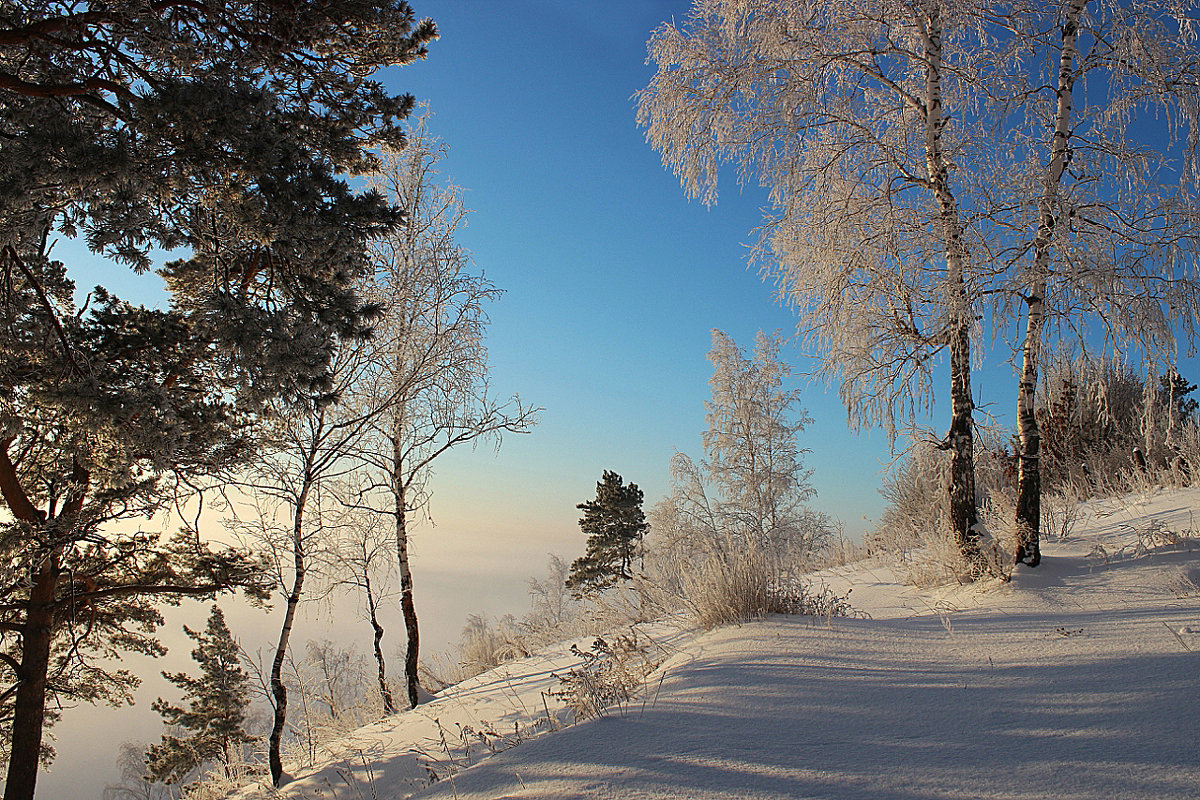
566;471;648;596
144;606;254;787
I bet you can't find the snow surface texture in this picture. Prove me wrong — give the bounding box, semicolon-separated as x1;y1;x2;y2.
237;489;1200;799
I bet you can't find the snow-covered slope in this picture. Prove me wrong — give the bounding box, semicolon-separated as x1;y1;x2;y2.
240;488;1200;800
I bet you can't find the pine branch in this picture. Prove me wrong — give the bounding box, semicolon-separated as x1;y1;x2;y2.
0;436;43;525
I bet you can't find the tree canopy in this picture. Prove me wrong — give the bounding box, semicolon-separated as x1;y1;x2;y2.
638;0;987;561
2;0;437;401
638;0;1200;569
0;3;438;798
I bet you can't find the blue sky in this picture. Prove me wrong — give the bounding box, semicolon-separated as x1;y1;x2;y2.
380;0;902;557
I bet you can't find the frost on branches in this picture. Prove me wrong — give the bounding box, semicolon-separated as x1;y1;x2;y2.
0;3;437;799
654;331;831;580
638;0;1200;570
637;0;988;563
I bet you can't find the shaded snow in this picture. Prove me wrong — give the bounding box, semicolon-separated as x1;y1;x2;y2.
237;488;1200;800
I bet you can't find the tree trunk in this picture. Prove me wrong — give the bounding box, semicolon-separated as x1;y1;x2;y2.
364;571;396;714
395;478;420;709
2;453;82;800
948;316;979;561
3;559;58;800
1015;290;1045;567
1015;0;1086;568
918;1;980;565
390;386;422;710
268;483;309;787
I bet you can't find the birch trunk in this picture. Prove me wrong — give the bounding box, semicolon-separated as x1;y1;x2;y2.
391;415;421;710
948;318;979;560
1015;297;1046;568
268;480;309;787
1015;0;1086;568
394;473;420;709
364;570;397;714
919;1;979;562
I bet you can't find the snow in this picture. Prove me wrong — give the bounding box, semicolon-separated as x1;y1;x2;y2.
234;488;1200;799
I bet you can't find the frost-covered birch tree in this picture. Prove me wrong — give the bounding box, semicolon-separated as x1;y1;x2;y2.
329;505;399;715
638;0;997;564
353;117;538;710
228;338;394;787
102;742;177;800
988;0;1200;566
658;330;829;571
704;331;820;556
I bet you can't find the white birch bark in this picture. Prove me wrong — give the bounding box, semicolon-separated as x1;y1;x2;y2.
1014;0;1087;568
916;1;980;558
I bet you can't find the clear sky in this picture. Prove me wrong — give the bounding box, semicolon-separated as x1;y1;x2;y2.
381;0;901;548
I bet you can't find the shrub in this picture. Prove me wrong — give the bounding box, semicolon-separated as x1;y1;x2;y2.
867;442;952;561
458;614;531;679
868;434;1017;585
676;542;861;629
1037;357;1200;494
548;631;664;721
811;527;868;569
681;545;778;629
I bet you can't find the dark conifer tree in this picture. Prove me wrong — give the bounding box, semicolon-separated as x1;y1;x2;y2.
144;606;254;787
565;471;648;596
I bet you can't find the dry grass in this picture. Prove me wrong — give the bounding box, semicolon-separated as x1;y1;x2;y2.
548;631;665;721
678;544;863;629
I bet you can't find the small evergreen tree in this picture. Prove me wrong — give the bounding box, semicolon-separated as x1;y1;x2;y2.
144;606;254;786
566;471;648;596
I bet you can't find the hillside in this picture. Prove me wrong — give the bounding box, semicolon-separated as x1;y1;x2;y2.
238;488;1200;799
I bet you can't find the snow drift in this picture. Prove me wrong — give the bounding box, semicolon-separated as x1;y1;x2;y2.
236;488;1200;800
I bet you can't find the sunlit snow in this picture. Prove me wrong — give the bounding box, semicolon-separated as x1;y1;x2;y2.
235;488;1200;800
